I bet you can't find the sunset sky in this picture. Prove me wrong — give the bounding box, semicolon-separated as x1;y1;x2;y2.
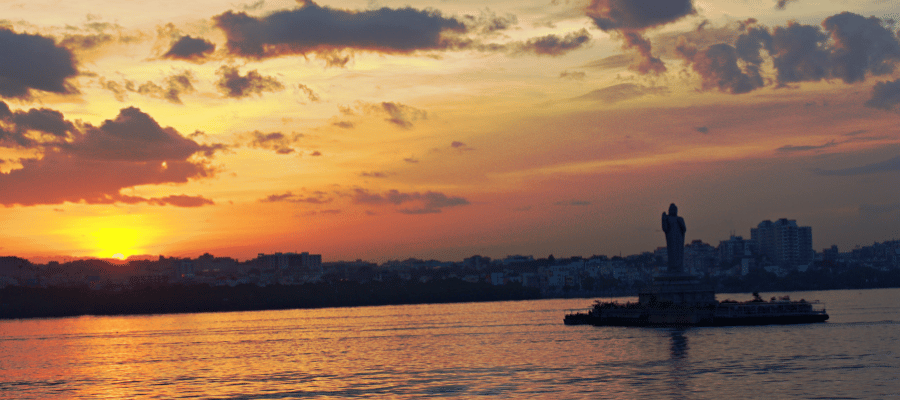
1;0;899;262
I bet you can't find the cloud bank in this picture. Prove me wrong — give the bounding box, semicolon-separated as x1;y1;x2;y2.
0;28;78;99
0;105;219;206
213;0;466;59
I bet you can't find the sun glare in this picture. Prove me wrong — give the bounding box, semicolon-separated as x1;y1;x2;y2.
91;227;143;259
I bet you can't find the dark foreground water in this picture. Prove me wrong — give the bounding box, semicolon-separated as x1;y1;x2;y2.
0;288;898;399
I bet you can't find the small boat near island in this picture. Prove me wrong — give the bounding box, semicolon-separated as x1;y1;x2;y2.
565;203;829;327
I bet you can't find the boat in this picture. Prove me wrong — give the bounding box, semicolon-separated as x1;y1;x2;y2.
564;291;829;327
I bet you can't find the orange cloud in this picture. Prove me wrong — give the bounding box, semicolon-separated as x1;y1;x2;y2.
0;106;220;206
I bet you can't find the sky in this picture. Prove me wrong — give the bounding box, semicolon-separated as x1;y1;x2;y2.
1;0;899;263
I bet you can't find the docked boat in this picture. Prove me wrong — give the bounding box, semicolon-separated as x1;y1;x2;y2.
564;291;829;327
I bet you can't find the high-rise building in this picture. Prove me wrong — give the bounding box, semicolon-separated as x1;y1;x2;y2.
751;219;813;268
717;235;757;265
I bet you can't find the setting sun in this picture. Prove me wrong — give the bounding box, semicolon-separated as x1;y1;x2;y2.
91;227;143;259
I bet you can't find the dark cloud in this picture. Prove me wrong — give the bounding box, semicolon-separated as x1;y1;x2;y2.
297;83;320;102
0;106;219;206
677;42;764;94
814;155;900;176
352;188;469;214
695;126;709;133
163;35;216;61
0;104;75;147
674;13;900;94
360;171;388;178
770;22;831;84
260;191;331;203
216;65;284;98
775;0;798;10
70;106;220;161
309;151;322;156
244;130;302;154
0;101;75;148
332;121;354;129
0;28;78;99
777;140;838;152
213;0;466;60
824;12;900;84
403;157;419;163
361;102;427;129
865;79;900;110
585;0;696;74
450;141;474;152
11;108;74;138
512;29;591;56
559;70;586;80
573;83;668;103
585;0;695;31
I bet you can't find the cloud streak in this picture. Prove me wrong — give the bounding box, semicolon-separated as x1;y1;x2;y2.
260;191;331;204
815;155;900;176
354;102;427;129
352;189;469;214
243;131;303;154
573;83;668;103
510;29;591;56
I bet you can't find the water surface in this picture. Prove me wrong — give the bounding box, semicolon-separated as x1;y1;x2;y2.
1;288;898;399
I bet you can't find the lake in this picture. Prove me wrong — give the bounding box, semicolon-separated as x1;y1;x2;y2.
1;288;898;399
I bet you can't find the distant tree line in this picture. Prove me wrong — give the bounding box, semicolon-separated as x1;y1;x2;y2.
0;279;540;320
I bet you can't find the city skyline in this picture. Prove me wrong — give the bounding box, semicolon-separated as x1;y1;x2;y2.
13;217;890;266
2;0;899;263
